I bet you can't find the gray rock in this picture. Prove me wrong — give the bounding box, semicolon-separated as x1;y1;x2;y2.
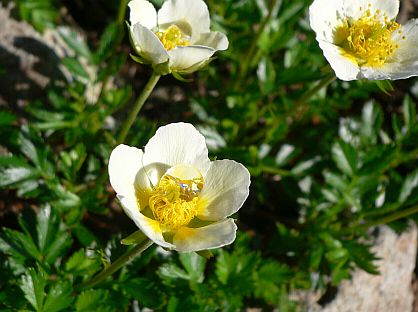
315;224;417;312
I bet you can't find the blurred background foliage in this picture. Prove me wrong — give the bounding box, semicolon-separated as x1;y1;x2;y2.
0;0;417;310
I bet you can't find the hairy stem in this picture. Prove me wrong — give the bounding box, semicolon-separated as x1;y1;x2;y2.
75;239;153;290
117;72;161;143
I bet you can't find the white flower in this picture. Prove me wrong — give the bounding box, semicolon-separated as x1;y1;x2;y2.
309;0;418;81
128;0;228;75
108;123;250;252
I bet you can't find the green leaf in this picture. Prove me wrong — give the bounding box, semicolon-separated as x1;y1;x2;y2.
403;95;416;133
172;71;193;82
361;101;383;145
257;56;276;95
43;282;73;312
58;27;92;60
61;57;90;81
375;80;394;95
179;252;207;283
94;22;118;63
65;249;101;277
0;227;41;261
36;206;72;264
253;261;292;303
398;169;418;204
158;263;189;282
121;230;147;246
123;278;165;309
129;54;149;65
332;141;357;176
196;250;213;259
323;171;348;192
0;167;40;187
0;110;16;127
20;268;46;311
76;289;109;312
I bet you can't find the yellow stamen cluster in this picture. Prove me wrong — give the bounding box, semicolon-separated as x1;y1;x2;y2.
149;174;203;230
336;7;401;67
156;25;190;51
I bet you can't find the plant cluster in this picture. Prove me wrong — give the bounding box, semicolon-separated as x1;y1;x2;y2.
0;0;417;311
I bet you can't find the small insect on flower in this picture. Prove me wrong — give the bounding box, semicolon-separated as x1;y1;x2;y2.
309;0;418;81
128;0;229;75
108;123;250;252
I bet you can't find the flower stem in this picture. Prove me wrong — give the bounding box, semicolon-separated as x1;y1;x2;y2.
75;239;153;291
117;72;161;143
342;205;418;235
117;0;129;27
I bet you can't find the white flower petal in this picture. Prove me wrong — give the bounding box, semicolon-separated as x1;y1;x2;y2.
168;46;214;72
108;144;143;197
193;32;229;51
130;23;169;64
129;0;157;29
157;0;210;41
197;160;250;221
134;162;171;209
370;19;418;80
119;194;174;249
173;219;237;252
343;0;399;21
309;0;345;42
318;41;360;81
143;123;210;175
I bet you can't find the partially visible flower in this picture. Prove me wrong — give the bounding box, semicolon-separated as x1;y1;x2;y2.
309;0;418;81
128;0;228;75
108;123;250;252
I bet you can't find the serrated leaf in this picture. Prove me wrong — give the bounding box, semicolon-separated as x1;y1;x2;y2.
398;170;418;204
62;57;90;81
0;228;41;261
361;101;383;145
43;282;73;312
36;206;72;264
158;263;189;281
332;141;357;176
0;167;39;187
76;289;109;312
123;278;165;309
94;22;118;63
20;268;46;311
179;252;206;283
58;27;92;60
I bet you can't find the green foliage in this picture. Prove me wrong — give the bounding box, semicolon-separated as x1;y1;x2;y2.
2;0;418;310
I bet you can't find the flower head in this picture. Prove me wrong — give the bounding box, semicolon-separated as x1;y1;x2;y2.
128;0;229;75
108;123;250;252
309;0;418;80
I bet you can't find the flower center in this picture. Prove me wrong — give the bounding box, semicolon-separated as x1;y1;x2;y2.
149;173;203;230
335;7;401;67
156;25;190;51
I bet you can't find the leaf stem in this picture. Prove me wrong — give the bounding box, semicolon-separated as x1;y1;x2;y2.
342;205;418;235
117;72;161;143
75;239;153;290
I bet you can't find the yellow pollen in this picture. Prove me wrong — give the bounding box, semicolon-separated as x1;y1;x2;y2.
335;9;401;67
156;25;190;51
148;174;203;230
